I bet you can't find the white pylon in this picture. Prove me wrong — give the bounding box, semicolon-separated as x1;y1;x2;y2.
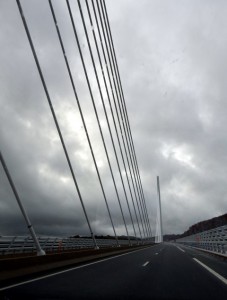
155;176;163;243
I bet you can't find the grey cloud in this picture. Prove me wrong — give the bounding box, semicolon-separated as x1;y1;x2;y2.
107;0;227;234
1;0;227;238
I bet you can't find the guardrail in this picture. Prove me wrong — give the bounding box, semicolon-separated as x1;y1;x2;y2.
0;236;151;255
175;224;227;256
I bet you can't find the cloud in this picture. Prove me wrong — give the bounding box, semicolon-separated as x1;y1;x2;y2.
1;0;227;239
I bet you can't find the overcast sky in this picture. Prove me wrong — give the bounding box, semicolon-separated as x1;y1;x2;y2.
1;0;227;238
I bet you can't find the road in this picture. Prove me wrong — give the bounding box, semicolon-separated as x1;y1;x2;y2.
1;243;227;299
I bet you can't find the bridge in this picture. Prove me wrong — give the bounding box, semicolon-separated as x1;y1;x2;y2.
1;0;153;250
0;0;227;299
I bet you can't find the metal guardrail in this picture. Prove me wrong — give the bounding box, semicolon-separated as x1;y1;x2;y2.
0;236;151;255
175;224;227;256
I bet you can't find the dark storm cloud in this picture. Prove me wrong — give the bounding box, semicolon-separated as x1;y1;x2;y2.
1;0;227;238
0;0;124;237
107;0;227;233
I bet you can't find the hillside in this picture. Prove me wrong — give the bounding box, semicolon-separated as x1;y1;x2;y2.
164;213;227;241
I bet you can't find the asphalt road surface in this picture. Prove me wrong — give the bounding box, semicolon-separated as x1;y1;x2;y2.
1;243;227;299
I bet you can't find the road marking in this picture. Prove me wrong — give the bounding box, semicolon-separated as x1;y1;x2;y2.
193;258;227;285
177;246;185;253
0;245;156;291
142;261;149;267
155;253;158;255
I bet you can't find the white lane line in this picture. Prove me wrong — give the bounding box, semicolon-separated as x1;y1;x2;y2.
0;245;155;291
193;258;227;285
177;246;185;253
155;253;158;255
142;261;149;267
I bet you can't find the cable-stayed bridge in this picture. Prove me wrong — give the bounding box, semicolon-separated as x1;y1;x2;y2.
0;1;227;298
1;0;155;252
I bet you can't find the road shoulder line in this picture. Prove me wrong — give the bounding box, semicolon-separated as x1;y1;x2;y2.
193;258;227;285
0;245;156;291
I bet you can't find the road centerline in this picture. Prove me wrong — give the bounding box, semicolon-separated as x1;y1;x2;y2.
177;246;185;253
142;261;149;267
193;258;227;285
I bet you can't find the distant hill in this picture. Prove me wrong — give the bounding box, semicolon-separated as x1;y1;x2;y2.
164;213;227;241
182;213;227;236
70;234;139;240
164;234;182;241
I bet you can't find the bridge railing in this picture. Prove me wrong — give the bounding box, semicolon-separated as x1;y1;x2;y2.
0;236;151;255
175;224;227;256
